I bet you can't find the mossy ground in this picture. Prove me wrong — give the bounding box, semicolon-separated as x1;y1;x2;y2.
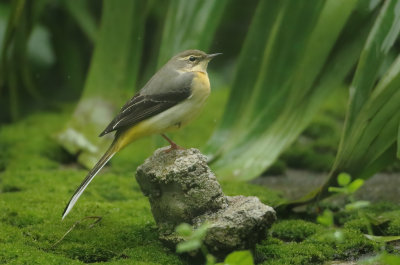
1;87;400;264
255;202;400;265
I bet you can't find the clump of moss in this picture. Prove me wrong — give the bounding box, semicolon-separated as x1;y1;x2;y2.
305;228;380;260
366;202;400;213
1;242;83;265
336;202;400;226
257;222;380;264
255;237;334;265
334;203;400;239
380;211;400;236
343;218;371;234
271;220;323;242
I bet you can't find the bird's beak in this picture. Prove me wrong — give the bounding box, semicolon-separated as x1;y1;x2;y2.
207;53;222;60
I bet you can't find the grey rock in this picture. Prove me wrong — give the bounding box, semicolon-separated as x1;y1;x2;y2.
135;147;276;255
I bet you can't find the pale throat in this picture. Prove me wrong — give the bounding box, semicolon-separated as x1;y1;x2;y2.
178;61;210;73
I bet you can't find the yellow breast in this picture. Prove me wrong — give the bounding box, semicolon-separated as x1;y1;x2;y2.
191;71;211;100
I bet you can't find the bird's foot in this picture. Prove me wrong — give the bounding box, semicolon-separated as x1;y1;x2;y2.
161;134;185;152
165;143;185;153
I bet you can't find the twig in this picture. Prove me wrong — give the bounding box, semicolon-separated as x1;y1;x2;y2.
51;216;102;249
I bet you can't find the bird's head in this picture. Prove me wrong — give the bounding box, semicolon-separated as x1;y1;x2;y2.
170;49;222;73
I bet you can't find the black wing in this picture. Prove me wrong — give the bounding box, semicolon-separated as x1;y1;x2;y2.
99;89;191;136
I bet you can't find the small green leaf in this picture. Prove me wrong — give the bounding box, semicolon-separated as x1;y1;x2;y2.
175;223;193;237
192;223;209;240
337;172;351;186
317;209;334;227
328;186;347;194
345;200;370;210
224;250;254;265
347;179;364;193
364;234;400;243
176;239;202;253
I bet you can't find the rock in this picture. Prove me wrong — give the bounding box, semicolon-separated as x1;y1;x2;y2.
135;147;276;255
194;196;275;253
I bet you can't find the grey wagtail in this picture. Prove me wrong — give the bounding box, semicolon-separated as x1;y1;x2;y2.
62;49;221;219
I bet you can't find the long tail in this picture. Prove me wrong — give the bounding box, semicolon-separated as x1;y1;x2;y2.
62;143;117;220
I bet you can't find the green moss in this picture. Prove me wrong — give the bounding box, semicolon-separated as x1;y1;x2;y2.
256;220;379;264
305;228;380;260
336;202;400;226
255;237;334;265
386;219;400;236
364;202;400;214
343;218;371;234
0;109;187;264
380;211;400;236
334;203;400;241
1;242;83;265
271;220;323;242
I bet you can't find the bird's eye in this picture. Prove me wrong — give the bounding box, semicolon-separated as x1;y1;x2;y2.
189;56;196;62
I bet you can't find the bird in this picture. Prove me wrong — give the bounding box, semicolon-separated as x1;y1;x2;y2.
62;49;221;219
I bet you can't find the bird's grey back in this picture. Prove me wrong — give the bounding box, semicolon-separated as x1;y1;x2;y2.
140;63;194;96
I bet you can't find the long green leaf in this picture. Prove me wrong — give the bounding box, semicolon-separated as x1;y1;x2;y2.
206;0;361;180
332;0;400;178
205;0;285;157
55;0;148;168
365;234;400;243
345;0;400;130
287;0;400;207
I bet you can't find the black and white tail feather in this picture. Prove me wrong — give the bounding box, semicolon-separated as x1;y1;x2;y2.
62;145;116;220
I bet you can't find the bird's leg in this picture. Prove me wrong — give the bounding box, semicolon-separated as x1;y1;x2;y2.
161;134;184;152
